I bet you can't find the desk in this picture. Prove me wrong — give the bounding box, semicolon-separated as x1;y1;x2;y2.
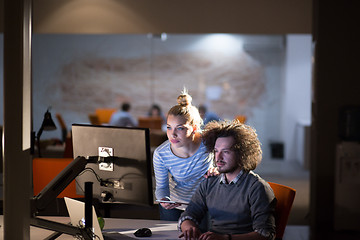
0;216;180;240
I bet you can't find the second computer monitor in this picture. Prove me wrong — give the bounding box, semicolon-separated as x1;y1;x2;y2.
72;124;153;206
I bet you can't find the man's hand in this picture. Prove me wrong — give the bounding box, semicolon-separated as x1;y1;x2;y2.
179;220;202;240
180;230;227;240
198;232;228;240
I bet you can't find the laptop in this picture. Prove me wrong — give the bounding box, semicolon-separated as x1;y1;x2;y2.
64;197;136;240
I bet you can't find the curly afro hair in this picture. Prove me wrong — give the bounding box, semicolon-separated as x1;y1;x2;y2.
201;119;262;171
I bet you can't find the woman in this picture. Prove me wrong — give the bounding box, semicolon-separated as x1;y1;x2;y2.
147;103;166;128
153;89;214;221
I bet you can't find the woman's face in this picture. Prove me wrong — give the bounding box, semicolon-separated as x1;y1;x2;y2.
166;115;195;147
151;108;160;116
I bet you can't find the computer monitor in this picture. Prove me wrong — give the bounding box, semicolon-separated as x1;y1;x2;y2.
71;124;153;206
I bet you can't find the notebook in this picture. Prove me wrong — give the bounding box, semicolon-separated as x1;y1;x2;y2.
64;197;136;240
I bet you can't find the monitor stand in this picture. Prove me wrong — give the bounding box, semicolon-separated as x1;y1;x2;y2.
30;156;95;239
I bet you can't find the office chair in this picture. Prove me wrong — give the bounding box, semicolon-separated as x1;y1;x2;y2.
88;113;101;125
268;182;296;240
138;116;163;130
56;113;67;143
235;115;247;124
32;158;83;199
63;135;73;158
95;108;116;124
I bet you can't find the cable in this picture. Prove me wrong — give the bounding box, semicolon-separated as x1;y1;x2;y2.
75;167;102;194
78;168;102;183
73;219;101;240
106;172;143;182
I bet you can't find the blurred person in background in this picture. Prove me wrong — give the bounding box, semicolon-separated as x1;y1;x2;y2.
109;102;137;127
199;105;221;125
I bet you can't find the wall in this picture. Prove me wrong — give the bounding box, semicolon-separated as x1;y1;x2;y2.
0;34;2;129
30;33;286;161
310;1;360;236
0;33;312;162
0;0;313;163
0;34;2;172
282;35;312;164
0;0;312;34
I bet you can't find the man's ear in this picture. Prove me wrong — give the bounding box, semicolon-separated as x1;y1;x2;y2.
192;125;197;133
237;158;243;168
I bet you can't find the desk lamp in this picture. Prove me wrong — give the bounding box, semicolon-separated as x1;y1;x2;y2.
36;109;57;157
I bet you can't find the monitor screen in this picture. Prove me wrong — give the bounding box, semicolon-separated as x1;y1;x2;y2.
72;124;153;206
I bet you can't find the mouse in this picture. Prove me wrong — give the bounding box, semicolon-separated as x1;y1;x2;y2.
134;228;152;237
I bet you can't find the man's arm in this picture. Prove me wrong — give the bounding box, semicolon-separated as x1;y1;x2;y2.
178;178;210;239
248;181;277;240
180;227;267;240
179;219;202;240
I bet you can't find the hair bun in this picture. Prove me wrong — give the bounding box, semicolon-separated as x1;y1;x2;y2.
177;93;192;107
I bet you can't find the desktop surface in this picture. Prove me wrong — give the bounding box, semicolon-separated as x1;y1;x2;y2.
0;216;180;240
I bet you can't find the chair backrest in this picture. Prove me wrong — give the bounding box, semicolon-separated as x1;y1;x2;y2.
149;130;168;148
55;113;67;130
63;136;73;158
138;117;163;130
235;115;247;123
95;108;117;124
56;113;68;142
88;113;101;125
268;182;296;240
33;158;83;199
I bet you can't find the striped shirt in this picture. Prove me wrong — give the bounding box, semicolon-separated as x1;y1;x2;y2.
153;140;212;210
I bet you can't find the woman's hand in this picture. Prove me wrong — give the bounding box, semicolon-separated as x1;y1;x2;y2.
159;198;181;209
204;167;219;178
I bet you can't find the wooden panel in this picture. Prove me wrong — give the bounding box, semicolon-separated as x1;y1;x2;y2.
138;117;163;130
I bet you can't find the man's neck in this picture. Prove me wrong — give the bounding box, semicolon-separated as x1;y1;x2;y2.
224;168;242;183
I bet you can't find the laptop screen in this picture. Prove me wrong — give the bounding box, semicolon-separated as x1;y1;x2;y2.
64;197;104;240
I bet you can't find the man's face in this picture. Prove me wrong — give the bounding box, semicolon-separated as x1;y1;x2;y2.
214;136;240;173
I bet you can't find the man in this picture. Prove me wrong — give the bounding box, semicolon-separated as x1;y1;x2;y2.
109;102;137;127
198;105;221;125
178;120;276;240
